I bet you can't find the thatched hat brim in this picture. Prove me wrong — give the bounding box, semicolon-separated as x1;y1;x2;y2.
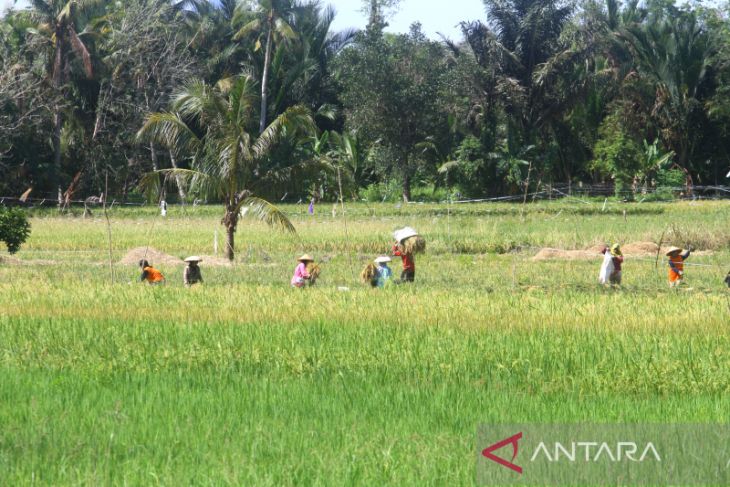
374;256;391;263
184;256;202;263
298;254;314;262
665;246;682;256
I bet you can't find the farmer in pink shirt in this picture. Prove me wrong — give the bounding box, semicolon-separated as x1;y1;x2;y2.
291;254;314;288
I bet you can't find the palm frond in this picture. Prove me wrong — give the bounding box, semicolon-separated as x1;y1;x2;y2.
233;18;261;41
241;196;296;234
253;104;314;158
139;168;209;202
68;26;93;78
137;112;202;155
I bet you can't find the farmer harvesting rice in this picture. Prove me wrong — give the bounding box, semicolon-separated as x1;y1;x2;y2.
393;227;425;283
139;259;165;285
361;256;393;288
666;246;691;287
725;271;730;288
291;254;315;288
183;256;203;287
599;244;623;285
374;256;393;288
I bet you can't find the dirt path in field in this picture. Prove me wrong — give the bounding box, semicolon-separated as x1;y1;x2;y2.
118;248;238;267
532;241;713;261
119;247;182;266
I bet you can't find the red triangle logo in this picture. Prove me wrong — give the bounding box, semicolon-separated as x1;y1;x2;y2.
481;432;523;474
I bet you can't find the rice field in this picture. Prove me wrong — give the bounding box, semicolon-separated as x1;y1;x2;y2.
1;199;729;485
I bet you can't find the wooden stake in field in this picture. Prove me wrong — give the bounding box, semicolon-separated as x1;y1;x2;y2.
103;172;115;284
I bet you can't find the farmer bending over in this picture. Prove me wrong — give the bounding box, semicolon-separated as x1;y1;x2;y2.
291;254;313;288
139;259;165;285
374;256;393;288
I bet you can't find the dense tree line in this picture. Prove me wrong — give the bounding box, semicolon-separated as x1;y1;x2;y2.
1;0;730;204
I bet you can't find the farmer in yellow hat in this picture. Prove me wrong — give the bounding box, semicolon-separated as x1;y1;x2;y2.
291;254;314;288
599;243;623;285
666;246;691;287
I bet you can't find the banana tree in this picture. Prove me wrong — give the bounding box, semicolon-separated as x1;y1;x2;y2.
137;74;316;261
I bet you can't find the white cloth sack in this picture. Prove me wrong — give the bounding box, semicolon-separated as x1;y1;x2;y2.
598;251;614;284
394;227;418;243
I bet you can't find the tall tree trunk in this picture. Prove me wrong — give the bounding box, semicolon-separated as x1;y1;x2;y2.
259;16;274;134
225;223;235;261
168;150;187;202
223;205;239;261
150;143;159;171
52;108;62;193
402;172;411;202
52;32;64;196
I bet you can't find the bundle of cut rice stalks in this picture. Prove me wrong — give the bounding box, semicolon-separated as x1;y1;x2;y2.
398;235;426;255
360;263;378;286
306;262;321;286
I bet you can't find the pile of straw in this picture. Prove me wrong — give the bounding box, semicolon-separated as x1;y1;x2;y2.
360;263;378;286
306;262;321;286
398;235;426;255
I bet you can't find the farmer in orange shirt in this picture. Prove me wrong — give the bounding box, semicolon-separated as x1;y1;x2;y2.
139;259;165;285
666;246;691;287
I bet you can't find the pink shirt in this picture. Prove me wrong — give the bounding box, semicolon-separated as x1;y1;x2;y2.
290;262;310;287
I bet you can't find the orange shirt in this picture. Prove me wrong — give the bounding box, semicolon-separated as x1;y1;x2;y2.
143;266;165;283
668;255;685;282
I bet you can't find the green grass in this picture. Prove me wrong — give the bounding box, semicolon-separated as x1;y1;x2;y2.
1;200;730;485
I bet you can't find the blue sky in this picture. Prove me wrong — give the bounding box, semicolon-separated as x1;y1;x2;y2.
329;0;487;40
2;0;488;39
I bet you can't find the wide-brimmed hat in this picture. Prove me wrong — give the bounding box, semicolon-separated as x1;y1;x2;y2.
610;244;622;257
184;255;202;263
374;256;391;264
665;246;683;256
298;254;314;262
394;227;418;243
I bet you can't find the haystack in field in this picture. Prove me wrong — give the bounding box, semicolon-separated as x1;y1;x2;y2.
360;263;378;285
531;248;601;261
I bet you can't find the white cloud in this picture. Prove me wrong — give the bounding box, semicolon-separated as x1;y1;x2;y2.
1;0;28;14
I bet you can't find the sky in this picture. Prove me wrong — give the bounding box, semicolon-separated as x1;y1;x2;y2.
328;0;487;40
2;0;487;40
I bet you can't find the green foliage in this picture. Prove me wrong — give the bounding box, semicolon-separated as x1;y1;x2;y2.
0;207;31;254
656;168;686;188
591;114;642;198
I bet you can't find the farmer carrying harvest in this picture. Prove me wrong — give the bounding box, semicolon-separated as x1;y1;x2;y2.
393;227;425;283
183;256;203;286
599;244;623;285
666;246;691;287
291;254;315;288
139;259;165;284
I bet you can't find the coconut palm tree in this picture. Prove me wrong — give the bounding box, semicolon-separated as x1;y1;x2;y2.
232;0;299;134
27;0;102;189
620;8;714;175
137;74;316;261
